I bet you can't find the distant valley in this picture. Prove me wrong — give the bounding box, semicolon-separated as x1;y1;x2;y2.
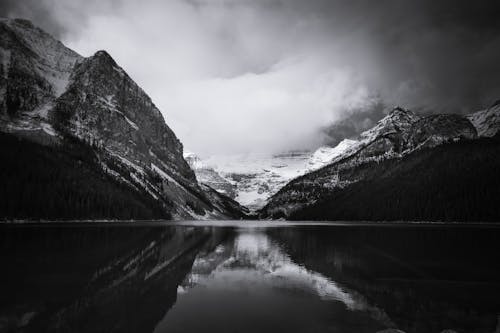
184;138;359;211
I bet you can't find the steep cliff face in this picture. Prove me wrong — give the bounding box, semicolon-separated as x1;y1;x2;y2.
0;18;81;138
0;19;81;103
184;151;313;211
306;139;359;171
261;107;485;219
0;18;245;220
467;100;500;138
52;50;194;183
184;151;237;199
408;114;477;150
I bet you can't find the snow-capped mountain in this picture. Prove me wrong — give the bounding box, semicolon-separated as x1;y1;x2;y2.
184;150;238;199
0;18;245;220
187;105;491;216
185;147;371;212
306;139;359;170
184;151;313;211
260;106;496;219
184;137;374;211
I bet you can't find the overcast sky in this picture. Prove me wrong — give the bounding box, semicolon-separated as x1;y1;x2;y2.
2;0;500;155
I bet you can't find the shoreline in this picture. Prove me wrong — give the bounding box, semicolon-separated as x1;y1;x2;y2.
2;219;500;228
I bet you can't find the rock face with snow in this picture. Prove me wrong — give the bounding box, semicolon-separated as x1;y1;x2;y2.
184;151;237;199
0;19;81;102
467;100;500;138
260;107;485;219
184;144;371;212
186;134;412;212
0;19;81;138
53;50;195;182
407;114;477;150
306;139;359;171
186;152;314;211
0;18;245;220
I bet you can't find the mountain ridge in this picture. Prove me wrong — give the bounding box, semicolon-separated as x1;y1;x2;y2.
0;18;246;220
1;17;498;222
260;105;499;220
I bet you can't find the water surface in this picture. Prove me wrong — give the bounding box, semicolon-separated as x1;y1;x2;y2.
1;221;499;333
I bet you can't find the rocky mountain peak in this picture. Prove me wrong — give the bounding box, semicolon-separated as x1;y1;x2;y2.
1;18;246;220
0;18;81;70
408;114;477;150
387;106;419;123
83;50;120;72
93;50;114;60
0;17;82;121
261;103;498;219
390;105;411;114
359;106;418;144
1;18;39;39
52;44;194;184
2;18;34;28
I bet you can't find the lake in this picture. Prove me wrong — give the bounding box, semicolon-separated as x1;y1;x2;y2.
0;221;499;333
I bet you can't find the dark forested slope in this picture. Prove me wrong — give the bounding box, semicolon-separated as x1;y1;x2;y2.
0;18;248;220
0;132;169;220
281;136;500;222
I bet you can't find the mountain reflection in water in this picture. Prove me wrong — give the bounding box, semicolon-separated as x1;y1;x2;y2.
0;222;499;333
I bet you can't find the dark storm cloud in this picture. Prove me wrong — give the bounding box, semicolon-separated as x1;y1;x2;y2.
2;0;499;153
0;0;120;38
300;0;500;112
375;0;500;112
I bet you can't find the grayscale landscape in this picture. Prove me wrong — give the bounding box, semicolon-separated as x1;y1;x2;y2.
1;1;499;332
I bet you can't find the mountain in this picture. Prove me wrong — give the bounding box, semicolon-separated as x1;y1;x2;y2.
306;139;359;171
467;100;500;138
184;142;369;212
184;151;238;199
320;101;387;147
261;106;500;221
183;151;319;211
0;18;246;220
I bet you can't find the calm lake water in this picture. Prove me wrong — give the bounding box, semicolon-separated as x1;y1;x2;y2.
1;221;499;333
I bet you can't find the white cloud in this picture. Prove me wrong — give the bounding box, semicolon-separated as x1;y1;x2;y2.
165;57;373;154
12;0;497;154
60;0;375;154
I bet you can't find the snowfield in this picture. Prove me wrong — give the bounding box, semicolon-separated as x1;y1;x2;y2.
185;141;360;210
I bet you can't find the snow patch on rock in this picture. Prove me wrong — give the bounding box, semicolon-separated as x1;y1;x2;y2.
467;102;500;137
192;152;312;211
307;139;359;171
2;18;82;97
